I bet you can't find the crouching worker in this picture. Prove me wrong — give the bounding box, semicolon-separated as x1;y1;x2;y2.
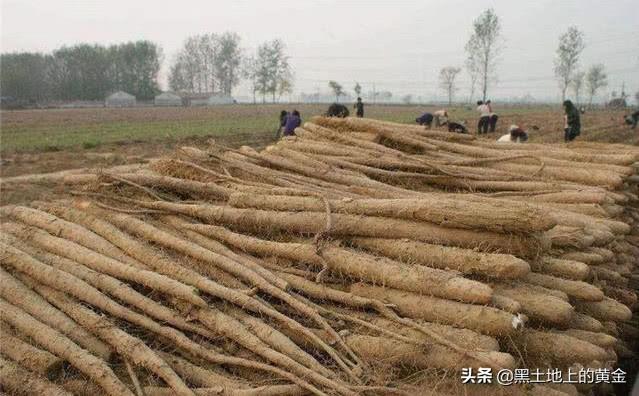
416;112;434;128
434;109;448;127
563;100;581;142
498;125;529;143
446;120;468;134
326;103;350;118
624;110;638;129
282;110;301;137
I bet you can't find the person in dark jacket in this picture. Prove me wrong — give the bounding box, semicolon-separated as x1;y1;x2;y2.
486;100;499;132
276;110;288;139
415;112;434;128
283;110;301;137
563;100;581;142
354;97;364;118
326;103;350;118
446;121;468;134
624;110;638;129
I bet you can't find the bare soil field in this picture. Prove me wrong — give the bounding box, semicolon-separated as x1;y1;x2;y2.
1;104;636;205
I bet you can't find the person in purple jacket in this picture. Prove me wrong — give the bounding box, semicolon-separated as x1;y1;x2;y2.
283;110;301;136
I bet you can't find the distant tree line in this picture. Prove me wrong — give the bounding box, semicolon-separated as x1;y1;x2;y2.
2;33;294;104
1;41;162;101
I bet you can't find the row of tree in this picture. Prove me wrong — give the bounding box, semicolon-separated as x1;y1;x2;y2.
166;33;294;103
1;33;294;104
435;9;615;106
1;41;162;101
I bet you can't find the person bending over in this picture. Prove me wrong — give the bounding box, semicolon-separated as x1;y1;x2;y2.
416;112;434;128
563;100;581;142
497;125;529;143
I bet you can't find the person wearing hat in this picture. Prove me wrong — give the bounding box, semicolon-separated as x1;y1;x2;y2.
497;125;529;143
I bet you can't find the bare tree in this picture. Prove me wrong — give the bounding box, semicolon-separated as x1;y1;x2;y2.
439;66;461;106
244;39;292;103
328;81;344;102
570;71;585;105
465;56;480;103
585;64;608;107
402;94;413;104
554;26;585;102
465;8;501;102
215;32;243;95
353;82;362;98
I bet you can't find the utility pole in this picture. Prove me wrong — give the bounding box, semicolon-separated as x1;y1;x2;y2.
372;83;376;105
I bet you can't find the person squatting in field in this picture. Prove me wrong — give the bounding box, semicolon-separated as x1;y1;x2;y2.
276;110;288;139
497;125;529;143
282;110;302;137
624;110;638;129
446;121;468;134
486;100;499;132
476;101;491;134
563;100;581;142
326;103;350;118
354;97;364;118
433;109;448;127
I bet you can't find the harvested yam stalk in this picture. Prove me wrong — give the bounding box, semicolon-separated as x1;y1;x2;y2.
1;242;327;395
523;272;604;301
157;352;246;388
143;385;305;396
365;316;500;352
30;283;196;396
533;257;590;280
350;237;530;279
0;324;64;379
558;251;604;265
544;225;594;249
0;356;71;396
0;264;112;360
0;299;134;396
92;211;361;381
139;201;547;257
508;329;609;366
2;223;207;307
182;223;492;303
574;297;633;322
226;307;332;377
559;329;617;348
343;334;516;371
227;192;556;233
186;305;357;396
492;283;573;325
0;205;139;266
350;284;517;336
37;204;355;384
64;172;232;199
11;240;213;338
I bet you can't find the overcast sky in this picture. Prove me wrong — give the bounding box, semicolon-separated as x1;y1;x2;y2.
2;0;638;102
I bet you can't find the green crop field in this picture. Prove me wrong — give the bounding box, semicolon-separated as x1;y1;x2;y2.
0;104;634;154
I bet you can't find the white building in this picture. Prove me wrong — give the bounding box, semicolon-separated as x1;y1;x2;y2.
105;91;136;107
154;92;182;106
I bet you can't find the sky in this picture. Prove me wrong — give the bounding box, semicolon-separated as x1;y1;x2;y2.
2;0;638;103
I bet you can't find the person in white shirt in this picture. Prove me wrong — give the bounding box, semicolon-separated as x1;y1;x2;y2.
476;101;491;134
497;125;528;143
433;109;448;127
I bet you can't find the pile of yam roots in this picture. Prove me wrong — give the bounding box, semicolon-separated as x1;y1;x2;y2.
1;116;638;396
